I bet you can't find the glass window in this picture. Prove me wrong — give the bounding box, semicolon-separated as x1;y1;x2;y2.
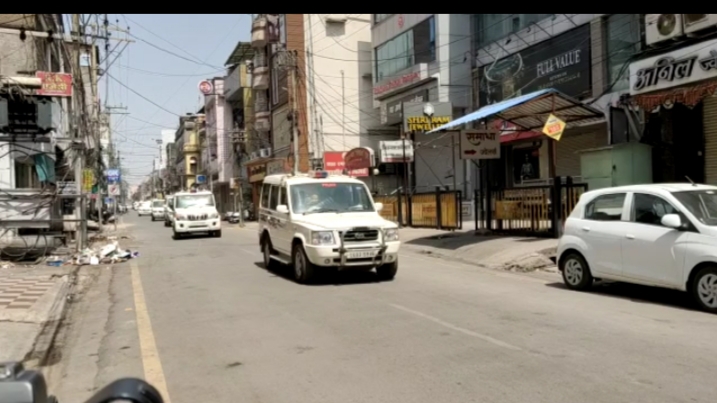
374;17;435;82
672;190;717;226
632;193;679;226
289;182;374;215
605;14;642;92
261;183;271;208
472;14;554;50
280;186;288;206
176;194;215;209
585;193;626;221
374;14;392;24
269;185;279;209
152;200;164;207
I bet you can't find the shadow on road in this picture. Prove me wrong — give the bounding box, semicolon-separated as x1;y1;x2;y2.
545;281;699;312
253;262;387;286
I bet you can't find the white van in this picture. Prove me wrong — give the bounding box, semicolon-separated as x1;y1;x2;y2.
171;191;221;239
258;171;401;283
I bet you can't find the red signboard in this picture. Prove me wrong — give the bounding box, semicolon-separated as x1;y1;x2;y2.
373;71;421;96
344;147;373;171
36;72;73;97
324;151;369;177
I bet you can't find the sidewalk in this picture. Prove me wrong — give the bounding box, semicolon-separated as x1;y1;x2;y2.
0;220;131;365
399;227;559;273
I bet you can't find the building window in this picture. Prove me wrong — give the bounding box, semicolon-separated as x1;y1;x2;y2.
605;14;642;92
472;14;553;50
374;14;392;24
279;14;286;45
374;16;435;82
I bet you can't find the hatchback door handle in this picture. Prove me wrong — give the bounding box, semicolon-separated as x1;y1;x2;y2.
581;227;590;232
625;234;635;240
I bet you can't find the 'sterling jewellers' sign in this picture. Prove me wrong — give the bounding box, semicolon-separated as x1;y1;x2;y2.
478;24;591;106
629;37;717;96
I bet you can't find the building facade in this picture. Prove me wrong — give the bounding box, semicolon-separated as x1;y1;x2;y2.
371;14;473;197
174;113;202;190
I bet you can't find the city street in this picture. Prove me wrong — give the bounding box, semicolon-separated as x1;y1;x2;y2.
47;213;717;403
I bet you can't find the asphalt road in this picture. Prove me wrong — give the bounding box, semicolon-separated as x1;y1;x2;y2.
47;213;717;403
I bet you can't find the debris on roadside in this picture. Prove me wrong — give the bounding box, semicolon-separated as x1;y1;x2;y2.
1;261;14;270
41;240;139;267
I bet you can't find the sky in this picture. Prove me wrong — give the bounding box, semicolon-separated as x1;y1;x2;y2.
100;14;251;185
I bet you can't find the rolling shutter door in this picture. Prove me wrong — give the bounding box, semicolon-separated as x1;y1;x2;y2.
703;96;717;185
556;129;608;179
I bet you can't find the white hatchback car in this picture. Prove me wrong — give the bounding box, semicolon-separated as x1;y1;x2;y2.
557;183;717;313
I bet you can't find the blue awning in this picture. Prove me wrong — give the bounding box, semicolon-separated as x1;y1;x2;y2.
426;88;605;134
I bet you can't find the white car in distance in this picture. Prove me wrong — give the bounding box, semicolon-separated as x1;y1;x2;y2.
171;191;221;239
557;183;717;313
150;199;165;221
137;201;151;216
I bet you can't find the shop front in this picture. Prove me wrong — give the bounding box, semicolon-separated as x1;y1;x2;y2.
626;37;717;186
246;162;267;216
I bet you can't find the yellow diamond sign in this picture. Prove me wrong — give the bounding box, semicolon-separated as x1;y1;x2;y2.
542;114;566;141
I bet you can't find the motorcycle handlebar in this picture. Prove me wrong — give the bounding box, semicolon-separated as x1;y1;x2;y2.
0;362;163;403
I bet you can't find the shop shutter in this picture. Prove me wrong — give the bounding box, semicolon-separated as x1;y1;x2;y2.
556;129;608;179
703;96;717;185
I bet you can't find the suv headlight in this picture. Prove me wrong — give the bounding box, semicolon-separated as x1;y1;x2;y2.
209;212;219;219
175;214;186;220
384;228;399;242
311;231;335;245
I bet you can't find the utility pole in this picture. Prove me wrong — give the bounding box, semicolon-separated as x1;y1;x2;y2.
341;70;346;151
71;14;86;248
286;50;300;174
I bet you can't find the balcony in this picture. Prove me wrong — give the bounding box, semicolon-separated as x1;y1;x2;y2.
224;64;242;102
251;16;268;48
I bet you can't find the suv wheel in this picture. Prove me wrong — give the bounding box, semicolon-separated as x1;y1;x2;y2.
292;243;315;284
262;237;276;270
377;261;398;281
691;266;717;314
560;252;593;291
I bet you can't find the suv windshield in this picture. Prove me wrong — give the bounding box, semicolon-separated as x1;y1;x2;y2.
672;190;717;226
152;201;164;208
175;195;215;209
290;182;374;214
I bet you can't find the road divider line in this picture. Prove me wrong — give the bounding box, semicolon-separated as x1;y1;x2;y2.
390;303;522;351
130;261;172;403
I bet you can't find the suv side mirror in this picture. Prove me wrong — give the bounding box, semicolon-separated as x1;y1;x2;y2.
661;213;682;229
276;204;289;214
374;202;384;212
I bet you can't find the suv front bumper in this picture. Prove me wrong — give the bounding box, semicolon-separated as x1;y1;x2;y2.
174;219;220;233
305;241;400;268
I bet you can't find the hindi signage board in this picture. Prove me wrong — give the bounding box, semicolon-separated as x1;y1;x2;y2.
629;37;717;96
459;130;500;160
381;90;429;125
373;63;428;98
36;72;73;97
323;151;369;177
379;140;414;163
104;169;120;184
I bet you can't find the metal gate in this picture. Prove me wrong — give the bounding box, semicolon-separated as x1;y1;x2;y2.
703;96;717;185
374;189;462;229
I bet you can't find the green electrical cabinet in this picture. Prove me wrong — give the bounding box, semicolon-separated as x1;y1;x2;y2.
579;142;653;191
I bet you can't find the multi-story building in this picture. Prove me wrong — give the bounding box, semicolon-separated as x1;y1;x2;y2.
371;14;473;196
174;113;203;190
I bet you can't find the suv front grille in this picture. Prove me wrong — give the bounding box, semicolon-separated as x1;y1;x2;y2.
188;214;208;221
342;229;379;242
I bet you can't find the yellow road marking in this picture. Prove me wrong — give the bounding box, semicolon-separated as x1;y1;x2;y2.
130;261;172;403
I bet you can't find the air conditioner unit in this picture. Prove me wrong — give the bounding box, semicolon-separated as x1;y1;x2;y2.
325;14;348;24
646;14;684;46
259;148;270;158
683;14;717;35
250;151;258;160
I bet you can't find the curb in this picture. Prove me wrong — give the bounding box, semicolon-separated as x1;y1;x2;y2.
22;266;79;368
401;244;558;274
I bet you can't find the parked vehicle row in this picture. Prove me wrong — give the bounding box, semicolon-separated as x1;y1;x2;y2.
557;183;717;314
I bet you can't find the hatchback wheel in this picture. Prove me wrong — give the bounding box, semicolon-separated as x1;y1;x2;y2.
692;266;717;314
560;252;593;291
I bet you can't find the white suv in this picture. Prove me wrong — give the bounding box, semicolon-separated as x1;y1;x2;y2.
258;171;401;283
557;183;717;313
150;199;165;221
171;191;221;239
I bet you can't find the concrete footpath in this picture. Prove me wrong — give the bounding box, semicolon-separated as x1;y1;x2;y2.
399;227;559;273
0;220;133;366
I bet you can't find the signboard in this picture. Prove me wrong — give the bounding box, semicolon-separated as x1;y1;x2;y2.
373;63;428;98
459;130;500;159
57;181;77;195
323;151;369;177
82;169;95;193
247;165;266;183
542;114;566;141
196;174;207;184
381;90;429;125
344;147;374;171
108;183;120;196
379;140;414;163
36;72;73;97
198;80;213;95
402;102;453;133
105;169;120;183
629;37;717;96
478;24;591;106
